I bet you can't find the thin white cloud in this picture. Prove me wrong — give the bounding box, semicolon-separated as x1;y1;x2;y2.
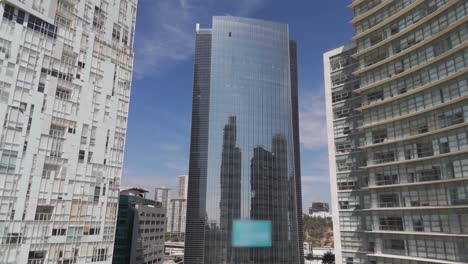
302;175;330;183
160;143;183;152
164;160;188;173
134;0;265;78
299;88;328;150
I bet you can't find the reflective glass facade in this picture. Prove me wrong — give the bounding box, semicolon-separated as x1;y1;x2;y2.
325;1;468;263
185;16;303;264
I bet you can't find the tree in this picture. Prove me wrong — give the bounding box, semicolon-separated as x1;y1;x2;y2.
322;251;335;264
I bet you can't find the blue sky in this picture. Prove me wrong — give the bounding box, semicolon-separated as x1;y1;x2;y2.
122;0;355;210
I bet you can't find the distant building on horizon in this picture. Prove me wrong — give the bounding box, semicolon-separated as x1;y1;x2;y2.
166;197;187;240
185;16;303;263
325;1;468;263
177;175;188;199
308;202;331;218
309;202;330;214
155;187;170;210
113;188;165;264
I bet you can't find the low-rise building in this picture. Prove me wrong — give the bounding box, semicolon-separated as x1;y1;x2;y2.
113;188;166;264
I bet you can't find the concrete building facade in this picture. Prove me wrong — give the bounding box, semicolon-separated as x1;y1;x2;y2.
166;198;186;236
177;176;188;199
113;188;165;264
325;1;468;263
155;187;170;211
0;0;138;263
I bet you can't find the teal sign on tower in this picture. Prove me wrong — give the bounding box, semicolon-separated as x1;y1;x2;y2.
232;220;272;247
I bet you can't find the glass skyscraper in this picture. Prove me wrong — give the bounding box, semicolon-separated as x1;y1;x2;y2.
325;1;467;263
185;16;303;264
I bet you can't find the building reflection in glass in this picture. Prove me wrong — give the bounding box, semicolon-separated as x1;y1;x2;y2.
249;134;290;263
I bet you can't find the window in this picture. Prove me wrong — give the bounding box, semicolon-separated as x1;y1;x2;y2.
90;227;100;235
56;87;71;100
374;151;395;164
339;201;349;209
416;142;433;158
394;60;404;74
78;150;85;162
93;5;106;30
398;82;407;94
379;216;404;231
390;23;399;35
372;129;387;144
369;31;385;46
417;124;428;134
5;233;22;244
413;219;424;231
122;29;129;45
38;82;45;93
376;174;398;186
433;37;452;57
367;90;384;103
91;248;108;262
3;4;14;20
68;122;76;134
448;111;464;126
52;228;66;236
334;107;351;119
0;150;18;173
94;186;101;202
332;90;351;103
419;167;441;182
16;10;25;24
439;140;450;154
88;151;93;162
28;251;46;262
379;193;399;208
336;142;352;153
42;164;60;179
35;205;54;221
389;239;405;250
112;23;121;41
27;14;57;38
0;81;11;103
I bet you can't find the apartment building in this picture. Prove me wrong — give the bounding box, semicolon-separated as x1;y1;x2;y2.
166;197;186;239
0;0;137;263
154;187;170;211
177;175;188;199
325;1;467;263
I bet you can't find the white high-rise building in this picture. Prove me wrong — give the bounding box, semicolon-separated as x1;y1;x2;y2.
325;1;468;263
177;175;188;198
166;198;186;235
155;187;170;210
0;0;138;263
166;176;187;239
